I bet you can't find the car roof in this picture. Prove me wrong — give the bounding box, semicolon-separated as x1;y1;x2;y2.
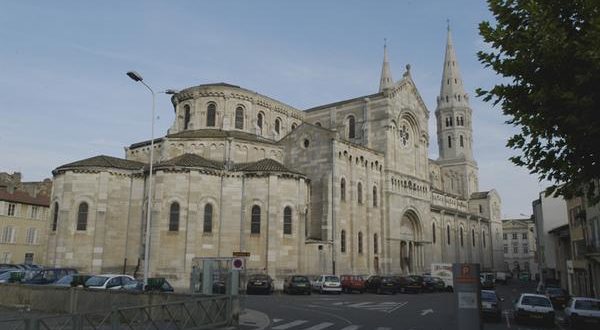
481;290;496;293
95;274;132;277
520;293;549;298
572;297;600;302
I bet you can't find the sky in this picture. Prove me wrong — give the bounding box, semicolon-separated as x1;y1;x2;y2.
0;0;547;218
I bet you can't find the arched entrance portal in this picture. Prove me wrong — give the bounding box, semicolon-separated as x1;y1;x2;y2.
398;210;423;274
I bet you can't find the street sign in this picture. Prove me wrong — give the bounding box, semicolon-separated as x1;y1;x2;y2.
453;263;482;330
232;257;245;270
233;251;250;257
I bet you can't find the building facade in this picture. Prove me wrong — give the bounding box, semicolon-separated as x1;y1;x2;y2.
46;28;503;287
502;218;539;280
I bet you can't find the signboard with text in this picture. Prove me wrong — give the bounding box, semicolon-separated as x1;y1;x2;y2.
453;263;482;330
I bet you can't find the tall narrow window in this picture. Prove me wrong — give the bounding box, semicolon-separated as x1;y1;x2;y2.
251;205;261;234
340;178;346;201
76;202;88;231
183;105;191;130
52;202;59;231
169;202;180;231
372;186;378;207
483;231;486;248
460;227;464;247
358;232;363;254
235;107;244;129
275;118;281;134
206;103;216;127
432;223;436;244
472;229;476;247
374;233;378;254
283;206;292;235
341;230;346;253
7;203;15;216
445;117;450;127
26;228;38;245
460;135;464;147
257;113;264;131
448;136;452;148
357;182;363;204
203;204;213;233
348;116;356;139
447;225;451;245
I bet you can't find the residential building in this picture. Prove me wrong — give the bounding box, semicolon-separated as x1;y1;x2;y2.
502;217;539;280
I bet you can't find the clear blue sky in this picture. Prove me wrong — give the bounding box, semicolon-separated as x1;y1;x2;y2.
0;0;545;217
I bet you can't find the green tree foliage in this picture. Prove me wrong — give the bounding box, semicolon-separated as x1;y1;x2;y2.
477;0;600;204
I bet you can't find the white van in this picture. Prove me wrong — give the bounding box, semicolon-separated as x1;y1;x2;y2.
431;263;453;291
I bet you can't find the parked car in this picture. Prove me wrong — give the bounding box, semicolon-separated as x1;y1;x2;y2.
423;276;445;292
246;274;274;295
544;287;569;309
513;293;555;326
364;275;396;294
53;274;92;287
564;297;600;329
519;272;531;281
394;276;422;293
283;275;311;295
311;275;342;294
122;278;174;292
480;273;496;289
495;272;508;285
481;290;503;322
340;275;366;293
23;268;78;285
84;274;136;289
213;280;227;294
0;270;28;283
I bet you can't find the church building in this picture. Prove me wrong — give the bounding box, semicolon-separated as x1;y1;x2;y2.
46;28;503;288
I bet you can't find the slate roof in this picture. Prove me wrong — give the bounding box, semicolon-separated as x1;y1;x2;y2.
305;92;383;112
0;190;50;207
55;155;145;171
153;153;223;170
233;158;302;175
470;191;490;199
166;129;275;144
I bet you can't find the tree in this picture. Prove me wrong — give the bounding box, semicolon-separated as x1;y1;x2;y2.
477;0;600;204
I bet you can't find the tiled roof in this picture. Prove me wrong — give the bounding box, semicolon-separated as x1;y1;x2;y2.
55;155;145;171
470;191;489;199
234;159;303;175
154;154;223;170
166;129;276;144
305;92;383;112
0;190;50;207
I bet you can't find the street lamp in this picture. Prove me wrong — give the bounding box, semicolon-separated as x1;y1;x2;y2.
126;71;177;287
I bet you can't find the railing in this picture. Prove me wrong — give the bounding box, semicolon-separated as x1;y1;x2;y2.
0;295;234;330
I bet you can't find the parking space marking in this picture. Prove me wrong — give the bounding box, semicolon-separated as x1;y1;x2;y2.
272;320;309;329
338;326;361;330
301;322;334;330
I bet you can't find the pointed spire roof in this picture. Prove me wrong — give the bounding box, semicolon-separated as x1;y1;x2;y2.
438;24;469;108
379;39;394;92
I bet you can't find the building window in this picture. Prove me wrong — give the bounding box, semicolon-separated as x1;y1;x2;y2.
31;206;38;219
373;186;378;207
235;106;244;129
472;229;476;247
251;205;261;234
348;116;356;139
479;205;483;214
483;231;487;248
432;223;436;244
76;202;88;231
275;118;281;134
460;227;464;247
503;233;507;240
169;202;180;231
503;245;508;254
314;122;321;127
52;202;59;231
1;226;16;243
257;112;264;131
522;232;527;240
183;105;191;130
512;233;517;240
283;206;292;235
523;244;528;254
24;253;34;265
358;232;363;254
341;230;346;253
445;117;450;127
447;225;451;245
291;123;297;130
513;246;518;253
203;204;213;233
26;228;37;245
340;178;346;201
357;182;363;204
447;136;452;148
374;233;378;254
460;135;464;147
1;252;11;263
7;203;15;216
206;103;216;127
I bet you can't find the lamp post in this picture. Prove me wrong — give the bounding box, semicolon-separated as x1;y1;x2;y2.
126;71;177;287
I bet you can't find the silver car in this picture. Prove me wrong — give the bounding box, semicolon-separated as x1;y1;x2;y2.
311;275;341;294
564;297;600;329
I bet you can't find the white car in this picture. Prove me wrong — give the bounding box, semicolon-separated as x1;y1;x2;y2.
311;275;341;294
564;297;600;328
513;293;555;326
85;274;136;289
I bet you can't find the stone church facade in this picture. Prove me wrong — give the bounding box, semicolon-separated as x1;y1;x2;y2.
46;29;503;288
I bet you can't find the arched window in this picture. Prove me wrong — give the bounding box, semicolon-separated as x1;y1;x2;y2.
448;136;452;148
235;106;244;129
275;118;281;134
340;178;346;201
460;227;464;247
251;205;261;234
432;223;436;244
358;232;363;254
357;182;363;204
460;135;464;147
447;225;451;245
372;186;378;207
52;202;59;231
257;112;264;131
374;233;378;254
283;206;292;235
206;103;216;127
341;230;346;253
314;122;321;127
183;105;191;130
291;123;297;130
482;230;487;248
76;202;88;231
472;229;476;247
348;116;356;139
203;204;213;233
445;117;450;127
169;202;180;231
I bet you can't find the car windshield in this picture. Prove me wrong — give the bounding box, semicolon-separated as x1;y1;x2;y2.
85;276;109;287
325;276;339;282
522;296;552;307
575;300;600;311
481;291;497;301
250;275;269;281
545;288;563;295
292;276;308;282
0;271;17;280
55;275;74;285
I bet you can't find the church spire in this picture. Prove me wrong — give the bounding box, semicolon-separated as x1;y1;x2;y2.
438;23;468;108
379;39;394;92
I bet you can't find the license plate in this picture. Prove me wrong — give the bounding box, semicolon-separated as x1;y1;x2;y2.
530;314;543;319
297;283;306;287
254;281;262;285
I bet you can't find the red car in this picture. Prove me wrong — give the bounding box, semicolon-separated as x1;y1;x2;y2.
340;275;367;293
